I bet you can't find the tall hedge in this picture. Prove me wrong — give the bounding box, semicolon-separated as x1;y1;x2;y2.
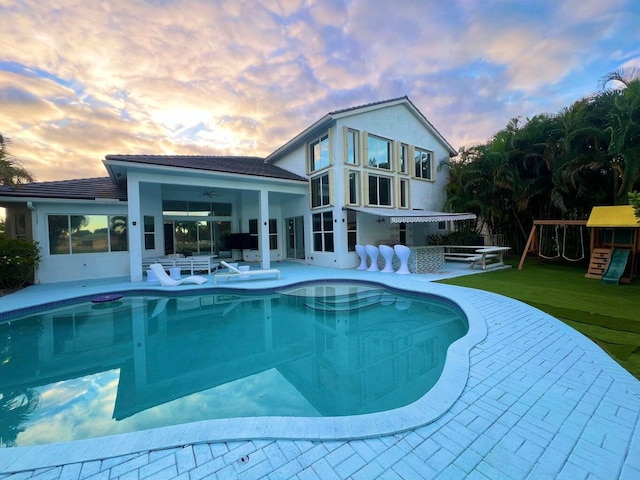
0;237;40;289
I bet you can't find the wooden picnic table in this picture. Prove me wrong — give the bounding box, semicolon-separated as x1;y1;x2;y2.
469;247;511;270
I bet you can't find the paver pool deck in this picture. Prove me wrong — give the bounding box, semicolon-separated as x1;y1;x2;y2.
0;262;639;479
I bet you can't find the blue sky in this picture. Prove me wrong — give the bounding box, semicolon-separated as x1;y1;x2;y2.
1;0;639;182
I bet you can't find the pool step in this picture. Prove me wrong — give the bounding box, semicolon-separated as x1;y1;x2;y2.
304;290;387;312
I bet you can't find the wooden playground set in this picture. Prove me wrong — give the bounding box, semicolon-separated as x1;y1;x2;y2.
518;206;639;284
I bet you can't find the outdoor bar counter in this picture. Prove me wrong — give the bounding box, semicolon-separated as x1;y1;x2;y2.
390;245;445;273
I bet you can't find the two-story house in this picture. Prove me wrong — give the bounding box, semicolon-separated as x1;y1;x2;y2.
0;96;474;283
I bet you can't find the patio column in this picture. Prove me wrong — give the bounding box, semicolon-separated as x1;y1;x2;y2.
127;175;143;282
259;189;271;269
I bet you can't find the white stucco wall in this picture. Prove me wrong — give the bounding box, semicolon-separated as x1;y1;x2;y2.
333;104;451;212
32;201;130;284
270;102;454;269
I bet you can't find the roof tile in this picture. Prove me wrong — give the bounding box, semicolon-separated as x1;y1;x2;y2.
0;177;126;201
105;155;307;182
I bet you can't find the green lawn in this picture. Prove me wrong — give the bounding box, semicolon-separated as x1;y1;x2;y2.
437;258;640;379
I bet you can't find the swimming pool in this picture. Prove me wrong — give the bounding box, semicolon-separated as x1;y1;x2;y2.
1;281;471;447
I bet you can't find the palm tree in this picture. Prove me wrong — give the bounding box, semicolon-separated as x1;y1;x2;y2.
0;133;34;186
599;66;640;90
604;79;640;202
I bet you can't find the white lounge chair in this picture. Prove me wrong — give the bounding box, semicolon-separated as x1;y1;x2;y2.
149;263;208;287
215;261;280;284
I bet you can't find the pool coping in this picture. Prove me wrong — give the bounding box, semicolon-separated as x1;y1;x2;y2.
0;275;487;472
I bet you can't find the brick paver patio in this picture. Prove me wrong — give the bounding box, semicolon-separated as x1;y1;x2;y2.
1;263;638;479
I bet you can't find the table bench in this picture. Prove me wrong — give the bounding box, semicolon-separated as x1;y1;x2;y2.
443;246;511;270
469;247;511;270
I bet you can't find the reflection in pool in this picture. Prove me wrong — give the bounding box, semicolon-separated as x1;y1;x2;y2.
0;282;468;447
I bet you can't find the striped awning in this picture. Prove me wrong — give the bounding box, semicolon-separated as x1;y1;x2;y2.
344;206;476;224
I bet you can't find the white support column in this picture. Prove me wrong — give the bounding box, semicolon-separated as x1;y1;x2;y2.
27;202;40;284
259;189;271;269
127;175;144;282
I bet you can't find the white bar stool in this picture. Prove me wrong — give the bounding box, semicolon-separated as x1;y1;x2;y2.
394;244;411;274
355;244;368;270
365;245;380;272
379;245;395;273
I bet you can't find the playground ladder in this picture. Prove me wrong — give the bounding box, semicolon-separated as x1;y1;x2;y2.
585;248;612;279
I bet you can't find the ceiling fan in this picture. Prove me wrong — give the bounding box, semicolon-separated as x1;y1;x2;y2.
202;189;223;198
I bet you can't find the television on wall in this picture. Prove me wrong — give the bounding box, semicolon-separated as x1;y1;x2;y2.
227;233;257;250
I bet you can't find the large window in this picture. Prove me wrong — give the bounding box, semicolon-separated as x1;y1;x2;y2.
399;143;409;174
311;173;330;208
414;147;434;180
347;171;359;205
14;213;27;239
368;175;392;206
345;128;359;164
312;211;334;252
48;215;128;255
367;135;391;169
399;179;409;208
162;201;232;217
174;221;206;255
347;210;357;252
309;133;330;171
167;220;231;255
249;219;278;250
144;215;155;250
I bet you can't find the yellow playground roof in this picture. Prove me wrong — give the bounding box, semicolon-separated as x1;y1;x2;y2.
587;205;639;228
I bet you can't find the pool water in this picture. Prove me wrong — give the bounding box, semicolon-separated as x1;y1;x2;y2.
0;282;468;447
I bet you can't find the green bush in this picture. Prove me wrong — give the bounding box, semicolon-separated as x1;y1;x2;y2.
427;230;483;245
629;191;640;223
0;237;40;289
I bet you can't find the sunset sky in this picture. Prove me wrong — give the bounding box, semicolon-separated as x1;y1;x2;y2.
1;0;639;183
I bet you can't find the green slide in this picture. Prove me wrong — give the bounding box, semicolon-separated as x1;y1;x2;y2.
602;249;631;285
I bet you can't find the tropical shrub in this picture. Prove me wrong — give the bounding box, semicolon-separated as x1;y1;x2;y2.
0;237;40;289
630;191;640;223
428;230;483;245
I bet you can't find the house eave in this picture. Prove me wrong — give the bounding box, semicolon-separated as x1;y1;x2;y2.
265;97;457;163
103;159;309;186
264;115;334;164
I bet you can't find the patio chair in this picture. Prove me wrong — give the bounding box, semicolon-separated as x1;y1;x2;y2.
215;261;281;284
149;263;208;287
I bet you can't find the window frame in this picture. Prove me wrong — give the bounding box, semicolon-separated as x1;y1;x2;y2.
308;132;331;173
345;170;360;206
249;218;278;250
346;209;357;252
398;142;410;174
310;172;331;209
144;215;156;250
398;178;409;209
366;134;392;170
414;147;435;181
48;214;128;255
366;173;393;207
12;213;27;239
312;211;334;252
344;127;360;165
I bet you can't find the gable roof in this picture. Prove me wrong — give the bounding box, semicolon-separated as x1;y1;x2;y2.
0;177;127;201
104;155;307;184
265;96;457;163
